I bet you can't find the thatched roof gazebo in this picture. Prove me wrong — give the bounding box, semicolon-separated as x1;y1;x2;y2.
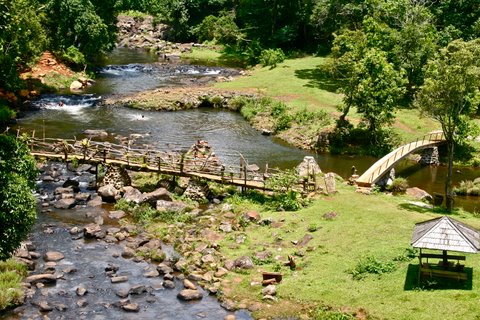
411;216;480;282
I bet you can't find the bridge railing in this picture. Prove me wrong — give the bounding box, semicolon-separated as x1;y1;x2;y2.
24;135;288;190
366;130;445;185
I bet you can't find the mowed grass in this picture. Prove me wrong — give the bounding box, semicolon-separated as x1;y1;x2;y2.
219;184;480;319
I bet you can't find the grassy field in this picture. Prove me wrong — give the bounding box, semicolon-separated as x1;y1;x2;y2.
217;183;480;319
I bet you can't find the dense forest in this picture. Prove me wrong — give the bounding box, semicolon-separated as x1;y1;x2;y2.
1;0;479;95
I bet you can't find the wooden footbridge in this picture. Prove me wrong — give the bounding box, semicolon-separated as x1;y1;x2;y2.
355;131;445;187
24;134;289;191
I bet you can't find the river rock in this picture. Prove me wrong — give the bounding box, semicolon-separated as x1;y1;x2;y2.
177;289;203;301
142;187;172;205
123;187;143;204
144;269;159;278
54;198;77;209
111;276;129;283
163;280;175;289
44;251;64;261
122;303;140;312
75;192;91;202
98;184;119;203
109;210;126;220
87;195;103;207
63;178;80;189
25;274;57;284
156;200;187;213
233;256;254;269
70;80;84;91
129;284;147;295
35;300;53;312
157;263;173;274
121;246;136;259
83;223;102;238
76;285;88;296
183;279;196;290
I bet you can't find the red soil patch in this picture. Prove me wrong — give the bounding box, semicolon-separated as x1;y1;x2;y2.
20;51;74;79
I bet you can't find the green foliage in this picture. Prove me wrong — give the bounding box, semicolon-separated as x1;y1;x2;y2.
270;191;306;211
0;0;47;91
259;48;286;68
349;255;396;280
195;12;243;46
393;248;417;262
0;104;16;125
386;177;409;194
314;306;356;320
307;223;318;232
454;179;480;196
0;135;37;261
43;0;116;63
61;46;86;66
266;169;299;192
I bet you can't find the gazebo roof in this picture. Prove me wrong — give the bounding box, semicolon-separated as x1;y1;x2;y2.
411;216;480;254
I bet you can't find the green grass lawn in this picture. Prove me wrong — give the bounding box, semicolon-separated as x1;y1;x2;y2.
219;184;480;319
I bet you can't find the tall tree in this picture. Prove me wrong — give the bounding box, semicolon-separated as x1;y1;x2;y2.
415;39;480;211
0;0;46;91
0;135;37;260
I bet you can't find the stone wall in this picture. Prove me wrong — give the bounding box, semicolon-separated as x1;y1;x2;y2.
419;147;439;165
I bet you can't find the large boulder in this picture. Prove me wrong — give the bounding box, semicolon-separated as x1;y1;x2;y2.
123;187;143;204
233;256;254;269
156;200;187;213
406;187;433;202
141;188;172;205
297;156;322;177
98;184;119;203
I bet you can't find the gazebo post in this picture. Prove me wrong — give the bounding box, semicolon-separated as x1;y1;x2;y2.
442;250;448;266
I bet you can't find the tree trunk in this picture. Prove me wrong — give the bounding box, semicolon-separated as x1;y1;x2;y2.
445;139;455;212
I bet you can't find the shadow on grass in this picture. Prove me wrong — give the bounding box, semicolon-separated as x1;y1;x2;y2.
294;68;339;92
404;264;473;291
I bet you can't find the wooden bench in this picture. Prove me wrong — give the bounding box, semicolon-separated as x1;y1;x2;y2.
420;267;467;281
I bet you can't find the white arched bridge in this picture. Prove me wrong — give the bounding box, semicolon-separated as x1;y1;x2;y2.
355;131;445;187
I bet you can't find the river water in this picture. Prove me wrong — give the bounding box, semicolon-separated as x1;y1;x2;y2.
13;48;480;212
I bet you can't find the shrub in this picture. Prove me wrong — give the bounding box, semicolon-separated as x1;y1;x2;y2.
349;256;396;280
386;177;409;194
0;105;16;124
61;46;86;66
259;48;286;68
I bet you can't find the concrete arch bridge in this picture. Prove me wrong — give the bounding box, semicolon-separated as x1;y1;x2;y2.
355;131;445;188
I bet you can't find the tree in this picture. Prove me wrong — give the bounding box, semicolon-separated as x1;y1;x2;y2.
41;0;116;63
0;135;37;260
0;0;46;91
415;39;480;211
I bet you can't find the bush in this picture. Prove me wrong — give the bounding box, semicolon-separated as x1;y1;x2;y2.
61;46;86;66
0;105;16;125
259;48;286;68
386;177;409;194
349;256;396;280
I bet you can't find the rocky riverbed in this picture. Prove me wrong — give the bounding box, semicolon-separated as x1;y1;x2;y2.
4;161;257;320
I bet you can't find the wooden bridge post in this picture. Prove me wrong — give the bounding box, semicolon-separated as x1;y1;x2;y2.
180;153;185;173
221;165;225;183
157;156;162;172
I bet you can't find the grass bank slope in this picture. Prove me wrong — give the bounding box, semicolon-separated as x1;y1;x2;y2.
219;184;480;319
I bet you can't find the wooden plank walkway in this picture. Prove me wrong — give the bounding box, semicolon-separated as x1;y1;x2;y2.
355;131;445;187
27;137;277;191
